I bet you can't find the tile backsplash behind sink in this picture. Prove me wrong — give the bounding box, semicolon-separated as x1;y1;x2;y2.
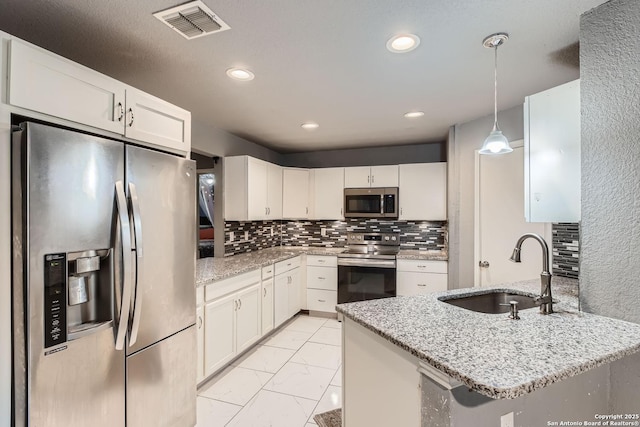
224;219;447;256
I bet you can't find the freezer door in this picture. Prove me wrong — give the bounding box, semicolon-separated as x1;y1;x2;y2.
127;326;196;427
12;122;125;426
125;145;196;354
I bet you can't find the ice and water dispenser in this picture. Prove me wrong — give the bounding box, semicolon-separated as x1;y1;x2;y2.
43;249;114;348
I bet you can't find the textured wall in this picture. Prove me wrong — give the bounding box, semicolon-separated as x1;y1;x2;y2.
580;0;640;324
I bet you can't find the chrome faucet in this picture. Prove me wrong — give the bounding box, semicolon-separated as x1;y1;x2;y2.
509;233;553;314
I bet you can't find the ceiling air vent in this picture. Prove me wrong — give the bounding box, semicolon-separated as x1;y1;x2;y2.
153;1;230;40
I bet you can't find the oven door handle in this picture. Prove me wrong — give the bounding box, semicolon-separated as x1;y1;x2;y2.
338;258;396;268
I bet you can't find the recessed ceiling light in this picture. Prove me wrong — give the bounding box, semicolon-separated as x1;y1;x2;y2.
404;111;425;118
387;34;420;53
301;122;319;131
226;68;255;81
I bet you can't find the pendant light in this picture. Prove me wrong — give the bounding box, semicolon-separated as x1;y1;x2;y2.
479;33;512;155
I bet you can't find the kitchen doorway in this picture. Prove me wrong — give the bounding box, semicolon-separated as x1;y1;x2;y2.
474;141;551;287
198;171;215;258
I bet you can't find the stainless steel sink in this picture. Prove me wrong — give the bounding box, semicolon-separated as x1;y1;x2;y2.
439;291;538;314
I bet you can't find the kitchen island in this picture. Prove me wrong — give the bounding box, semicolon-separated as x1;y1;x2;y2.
336;278;640;426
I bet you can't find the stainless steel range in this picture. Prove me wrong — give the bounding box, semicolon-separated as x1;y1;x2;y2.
337;232;400;304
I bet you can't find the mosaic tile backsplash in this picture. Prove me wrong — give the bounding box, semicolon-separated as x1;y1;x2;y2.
552;222;579;279
224;219;447;256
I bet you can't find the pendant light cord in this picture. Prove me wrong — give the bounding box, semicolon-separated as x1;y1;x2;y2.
493;44;499;131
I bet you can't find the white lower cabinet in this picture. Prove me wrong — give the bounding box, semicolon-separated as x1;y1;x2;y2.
306;255;337;313
396;259;448;296
274;256;302;328
202;269;262;379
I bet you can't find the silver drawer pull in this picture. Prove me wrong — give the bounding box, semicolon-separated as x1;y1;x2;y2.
417;284;427;287
318;260;325;263
417;265;427;268
318;277;326;280
318;299;326;303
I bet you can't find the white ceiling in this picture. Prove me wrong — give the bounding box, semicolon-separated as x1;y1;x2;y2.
0;0;605;153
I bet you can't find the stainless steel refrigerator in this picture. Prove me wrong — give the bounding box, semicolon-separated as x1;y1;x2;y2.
11;122;197;426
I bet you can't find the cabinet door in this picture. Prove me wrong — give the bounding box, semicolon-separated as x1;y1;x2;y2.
247;157;268;220
236;284;261;354
124;87;191;155
261;278;274;335
288;268;301;318
196;305;205;383
396;272;448;296
266;163;283;219
282;168;310;219
204;294;236;376
370;165;399;187
274;273;289;328
312;168;344;219
399;163;447;220
344;166;372;188
8;39;126;134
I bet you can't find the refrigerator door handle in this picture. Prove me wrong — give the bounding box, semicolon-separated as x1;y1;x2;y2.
115;181;134;350
128;182;144;346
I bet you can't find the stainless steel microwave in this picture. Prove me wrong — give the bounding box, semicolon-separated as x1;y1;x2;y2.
344;187;399;219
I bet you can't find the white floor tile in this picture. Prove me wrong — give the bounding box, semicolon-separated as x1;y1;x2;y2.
290;342;342;370
196;396;241;427
284;315;328;334
323;318;342;329
264;329;314;350
330;366;342;387
235;345;296;373
309;326;342;346
226;390;316;427
199;366;272;406
263;361;335;400
310;385;342;423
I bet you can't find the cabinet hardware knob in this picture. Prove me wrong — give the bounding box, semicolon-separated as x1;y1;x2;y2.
479;261;490;268
238;299;242;310
116;102;124;122
128;108;134;127
263;288;267;297
318;299;326;303
318;277;326;280
197;316;203;328
417;284;427;287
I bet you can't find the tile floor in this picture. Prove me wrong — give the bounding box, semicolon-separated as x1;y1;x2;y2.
197;315;343;427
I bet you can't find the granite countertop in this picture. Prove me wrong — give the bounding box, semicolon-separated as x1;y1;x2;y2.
196;246;346;286
336;277;640;399
196;246;447;286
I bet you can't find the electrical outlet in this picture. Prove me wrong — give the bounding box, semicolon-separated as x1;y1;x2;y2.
500;412;514;427
321;227;327;237
244;231;249;240
229;231;235;241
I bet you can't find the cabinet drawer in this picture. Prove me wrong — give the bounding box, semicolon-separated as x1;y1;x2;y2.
396;259;448;274
306;255;338;267
396;272;447;296
306;266;337;290
275;256;301;275
262;264;274;279
307;289;337;313
205;269;261;302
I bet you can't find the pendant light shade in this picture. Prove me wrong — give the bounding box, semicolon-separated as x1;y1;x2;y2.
479;33;512;155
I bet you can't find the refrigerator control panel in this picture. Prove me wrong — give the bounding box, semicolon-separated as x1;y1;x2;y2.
44;253;67;348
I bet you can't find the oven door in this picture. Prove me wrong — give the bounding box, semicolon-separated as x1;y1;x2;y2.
337;258;396;304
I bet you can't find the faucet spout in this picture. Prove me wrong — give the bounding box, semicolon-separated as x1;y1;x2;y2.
509;233;553;314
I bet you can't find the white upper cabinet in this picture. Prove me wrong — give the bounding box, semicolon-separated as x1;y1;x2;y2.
310;167;344;220
224;156;283;221
8;39;125;134
7;38;191;155
123;88;191;155
282;168;310;219
399;163;447;220
345;165;398;187
524;79;580;222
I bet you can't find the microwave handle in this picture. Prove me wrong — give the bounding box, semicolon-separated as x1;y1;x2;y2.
380;194;385;214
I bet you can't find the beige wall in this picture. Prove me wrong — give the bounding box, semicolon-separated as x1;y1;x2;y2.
447;105;524;288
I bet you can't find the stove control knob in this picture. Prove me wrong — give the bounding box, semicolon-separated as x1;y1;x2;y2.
392;236;397;241
384;236;390;241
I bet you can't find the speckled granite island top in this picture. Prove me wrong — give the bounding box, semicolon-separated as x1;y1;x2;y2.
336;277;640;399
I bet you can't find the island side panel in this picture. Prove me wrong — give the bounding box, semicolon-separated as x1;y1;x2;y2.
342;318;421;427
421;363;610;426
